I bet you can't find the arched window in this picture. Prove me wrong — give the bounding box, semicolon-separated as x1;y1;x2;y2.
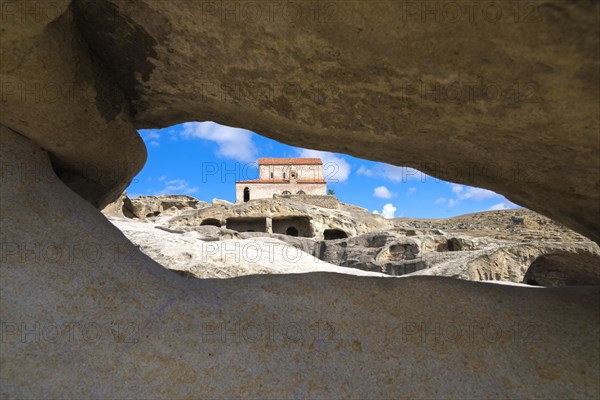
282;190;291;195
286;226;299;236
297;190;306;195
291;171;297;179
243;187;250;202
283;172;286;179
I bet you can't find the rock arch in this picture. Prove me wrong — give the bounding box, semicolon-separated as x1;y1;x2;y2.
56;0;600;243
523;252;600;287
2;2;600;398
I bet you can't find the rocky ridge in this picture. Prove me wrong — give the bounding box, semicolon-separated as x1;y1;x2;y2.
103;193;600;286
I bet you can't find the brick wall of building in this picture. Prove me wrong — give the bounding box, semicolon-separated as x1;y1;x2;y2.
259;164;323;181
235;182;326;203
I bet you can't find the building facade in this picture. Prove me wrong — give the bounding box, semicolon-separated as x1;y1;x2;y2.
235;158;326;203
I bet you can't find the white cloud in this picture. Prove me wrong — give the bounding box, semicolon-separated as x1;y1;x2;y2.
406;187;417;196
356;163;428;182
451;184;463;195
357;165;374;177
487;201;520;211
181;122;258;163
158;175;166;181
298;149;351;183
381;203;397;218
157;178;199;195
373;186;396;199
450;184;498;201
142;131;160;140
373;203;397;219
447;198;460;208
436;183;520;211
140;130;161;147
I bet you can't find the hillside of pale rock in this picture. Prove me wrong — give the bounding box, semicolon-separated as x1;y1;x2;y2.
103;193;600;286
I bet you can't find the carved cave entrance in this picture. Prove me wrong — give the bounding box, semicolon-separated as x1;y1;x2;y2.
272;216;312;237
200;218;222;227
323;229;348;240
226;217;267;233
523;252;600;287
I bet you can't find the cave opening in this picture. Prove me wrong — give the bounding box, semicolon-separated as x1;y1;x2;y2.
437;238;462;252
226;217;267;233
115;121;533;279
133;121;522;222
523;252;600;287
285;226;299;236
324;229;348;240
200;218;221;227
272;216;312;237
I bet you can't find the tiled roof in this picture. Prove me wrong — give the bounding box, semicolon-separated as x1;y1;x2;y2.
258;158;323;165
236;179;326;184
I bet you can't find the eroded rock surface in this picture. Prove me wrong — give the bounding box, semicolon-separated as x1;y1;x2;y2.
2;0;600;397
0;1;146;207
1;0;598;241
77;0;599;242
109;217;389;279
166;195;387;239
103;193;600;287
2;126;599;399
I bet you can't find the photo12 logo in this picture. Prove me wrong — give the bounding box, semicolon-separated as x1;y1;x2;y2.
391;321;541;344
398;1;540;24
200;320;339;345
0;320;140;344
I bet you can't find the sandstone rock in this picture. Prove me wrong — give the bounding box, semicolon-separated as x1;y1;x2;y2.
0;3;146;207
2;128;599;399
102;193;600;286
524;251;600;287
100;192;137;219
67;0;600;242
109;218;389;279
2;0;600;397
406;241;600;284
211;199;233;207
167;196;390;239
2;1;598;241
132;193;598;285
128;194;208;220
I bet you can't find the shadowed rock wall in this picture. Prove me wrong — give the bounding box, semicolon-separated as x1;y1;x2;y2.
76;0;600;241
1;126;599;398
1;0;598;241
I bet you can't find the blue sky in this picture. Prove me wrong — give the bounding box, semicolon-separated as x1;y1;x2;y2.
127;122;521;219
